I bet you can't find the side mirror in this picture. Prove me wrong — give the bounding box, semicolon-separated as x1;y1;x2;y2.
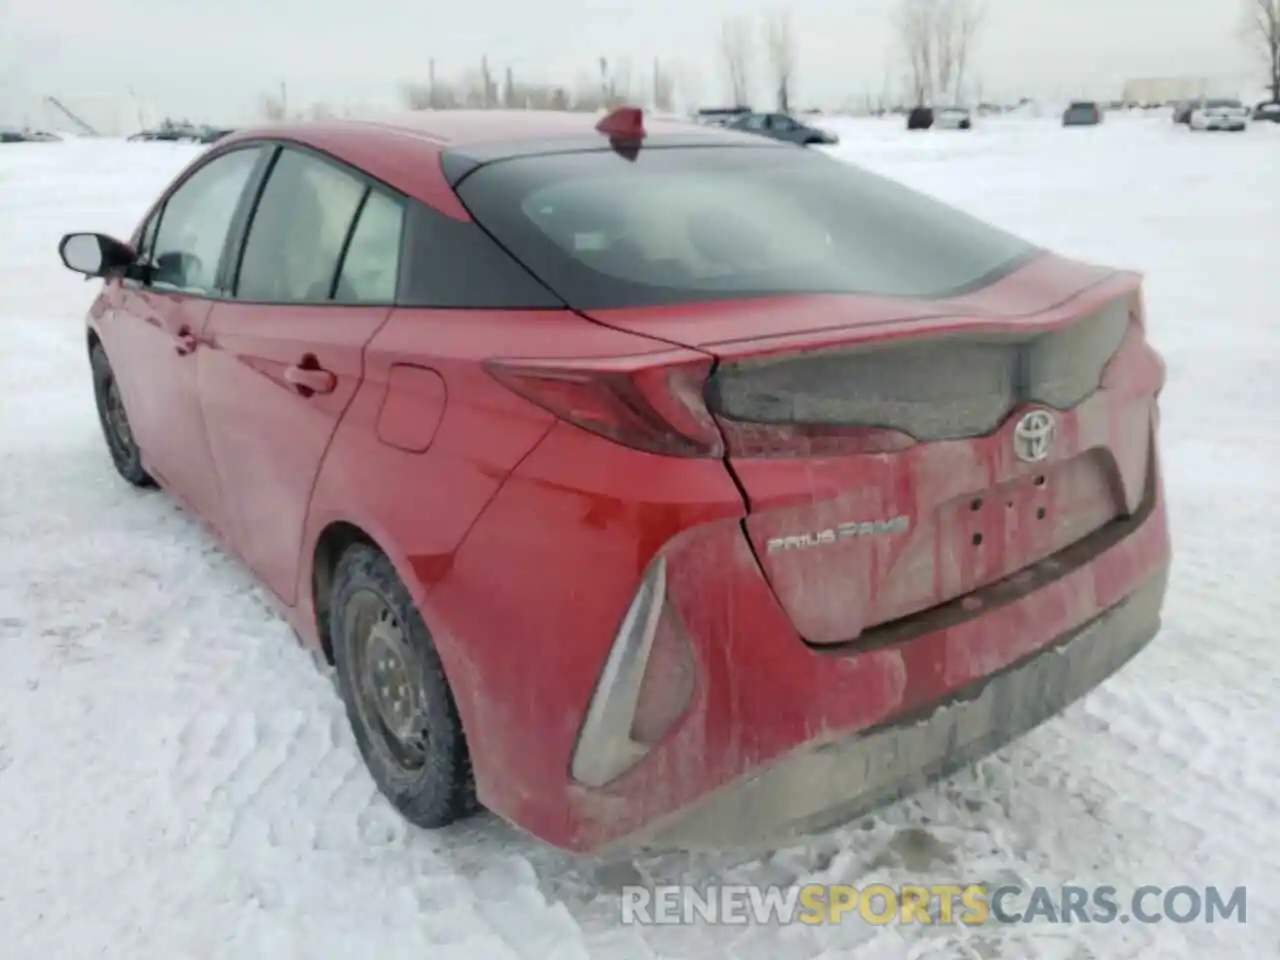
57;232;137;278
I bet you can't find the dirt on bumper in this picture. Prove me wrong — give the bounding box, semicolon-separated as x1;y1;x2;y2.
623;567;1168;852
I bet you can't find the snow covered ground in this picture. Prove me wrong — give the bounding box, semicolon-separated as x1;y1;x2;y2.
1;115;1277;959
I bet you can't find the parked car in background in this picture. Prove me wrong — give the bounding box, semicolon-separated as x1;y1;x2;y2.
1189;99;1249;132
1062;102;1102;126
1172;101;1197;124
725;111;838;145
907;106;934;130
0;126;62;143
692;106;752;127
934;107;973;130
53;106;1170;855
1252;101;1280;123
128;121;233;144
200;127;236;143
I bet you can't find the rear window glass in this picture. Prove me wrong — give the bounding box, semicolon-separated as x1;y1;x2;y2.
1205;99;1241;108
454;146;1039;309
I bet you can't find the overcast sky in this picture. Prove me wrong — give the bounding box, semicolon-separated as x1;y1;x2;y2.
0;0;1263;121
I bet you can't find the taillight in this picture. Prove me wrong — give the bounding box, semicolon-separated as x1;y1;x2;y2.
1101;289;1164;393
484;354;724;457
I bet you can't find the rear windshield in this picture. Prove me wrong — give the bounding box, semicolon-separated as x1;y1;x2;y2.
1205;99;1242;108
454;146;1039;309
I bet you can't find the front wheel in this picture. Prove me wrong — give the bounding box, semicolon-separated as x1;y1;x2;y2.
90;341;155;488
330;544;478;828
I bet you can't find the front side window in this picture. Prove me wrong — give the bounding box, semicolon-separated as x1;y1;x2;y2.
150;147;264;294
236;148;367;303
136;210;160;261
456;146;1040;309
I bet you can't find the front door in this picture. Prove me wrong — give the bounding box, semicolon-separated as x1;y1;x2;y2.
200;146;406;604
112;145;266;536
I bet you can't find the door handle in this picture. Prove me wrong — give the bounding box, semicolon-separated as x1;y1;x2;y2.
174;331;198;355
284;362;337;396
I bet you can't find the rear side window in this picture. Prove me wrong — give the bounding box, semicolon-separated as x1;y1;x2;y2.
236;148;366;303
395;198;563;308
455;146;1039;309
335;190;404;304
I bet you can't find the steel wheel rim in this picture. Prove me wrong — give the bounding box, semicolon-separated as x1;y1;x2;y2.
104;376;134;450
345;589;430;772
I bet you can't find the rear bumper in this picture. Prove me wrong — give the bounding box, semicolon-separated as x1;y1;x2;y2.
630;567;1166;851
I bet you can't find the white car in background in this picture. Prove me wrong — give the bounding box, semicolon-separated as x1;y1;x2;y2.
1188;99;1249;131
935;106;973;130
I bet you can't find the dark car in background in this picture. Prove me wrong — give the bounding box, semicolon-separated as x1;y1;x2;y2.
1;126;63;143
907;106;934;130
692;106;752;127
725;111;838;145
1173;101;1197;124
129;122;235;144
1253;101;1280;123
1062;102;1102;126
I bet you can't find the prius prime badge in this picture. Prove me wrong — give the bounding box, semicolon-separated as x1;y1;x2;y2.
1012;409;1056;463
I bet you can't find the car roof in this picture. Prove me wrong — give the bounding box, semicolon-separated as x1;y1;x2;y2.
223;109;764;151
215;109;782;200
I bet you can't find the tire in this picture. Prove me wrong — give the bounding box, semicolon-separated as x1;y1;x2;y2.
330;544;478;828
89;341;155;488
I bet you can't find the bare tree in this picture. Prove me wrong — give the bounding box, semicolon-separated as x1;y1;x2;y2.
480;56;497;108
949;0;985;105
652;59;676;112
401;82;432;110
933;0;958;103
260;91;287;121
763;10;798;112
895;0;936;106
719;17;754;106
895;0;985;106
503;66;519;108
606;57;634;107
1244;0;1280;102
570;74;605;112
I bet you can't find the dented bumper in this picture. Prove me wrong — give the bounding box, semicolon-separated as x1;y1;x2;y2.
622;567;1167;852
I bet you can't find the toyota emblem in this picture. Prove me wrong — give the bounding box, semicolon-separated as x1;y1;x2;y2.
1012;409;1056;463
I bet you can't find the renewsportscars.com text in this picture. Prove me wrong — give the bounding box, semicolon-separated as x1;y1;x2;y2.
620;883;1247;926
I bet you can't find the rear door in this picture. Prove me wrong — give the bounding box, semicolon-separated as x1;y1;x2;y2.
199;145;403;605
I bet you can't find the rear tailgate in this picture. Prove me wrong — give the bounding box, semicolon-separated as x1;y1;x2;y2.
586;257;1159;646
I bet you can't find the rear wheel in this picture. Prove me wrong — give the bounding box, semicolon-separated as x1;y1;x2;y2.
330;544;478;828
90;341;154;488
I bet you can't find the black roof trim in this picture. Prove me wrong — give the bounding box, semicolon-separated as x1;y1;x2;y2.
439;133;786;187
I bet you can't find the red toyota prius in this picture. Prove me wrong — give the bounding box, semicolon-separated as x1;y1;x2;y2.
57;108;1170;853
